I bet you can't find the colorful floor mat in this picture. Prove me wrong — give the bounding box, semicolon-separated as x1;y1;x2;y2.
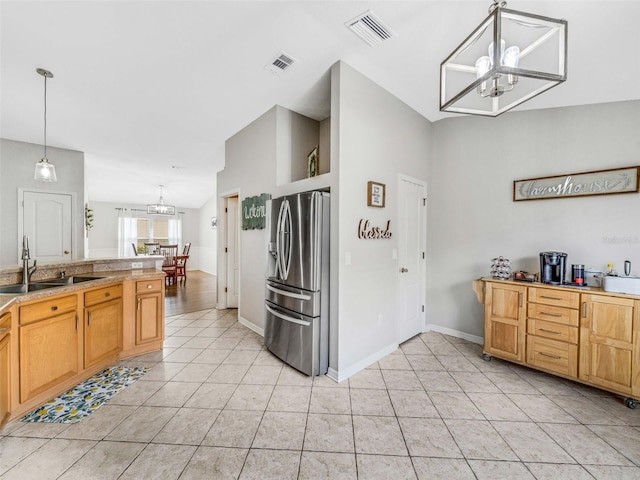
21;365;149;424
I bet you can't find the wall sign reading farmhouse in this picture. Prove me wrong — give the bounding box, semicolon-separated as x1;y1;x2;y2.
241;193;271;230
513;166;639;202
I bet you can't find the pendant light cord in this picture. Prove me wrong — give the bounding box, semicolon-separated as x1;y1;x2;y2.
43;74;48;158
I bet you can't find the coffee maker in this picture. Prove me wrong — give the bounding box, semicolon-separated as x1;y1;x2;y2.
540;251;568;285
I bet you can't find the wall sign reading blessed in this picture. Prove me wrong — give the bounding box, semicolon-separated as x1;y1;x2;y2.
358;219;392;239
241;193;271;230
513;166;639;201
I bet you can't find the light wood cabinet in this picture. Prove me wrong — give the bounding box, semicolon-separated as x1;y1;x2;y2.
136;280;164;345
0;312;11;427
526;286;579;378
84;285;123;369
579;293;638;397
483;282;526;362
482;279;640;406
19;295;80;403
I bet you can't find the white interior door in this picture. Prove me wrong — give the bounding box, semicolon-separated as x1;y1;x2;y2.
226;196;239;308
22;190;73;263
397;176;426;344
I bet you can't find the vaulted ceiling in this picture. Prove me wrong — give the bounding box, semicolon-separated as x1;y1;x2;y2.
2;1;639;208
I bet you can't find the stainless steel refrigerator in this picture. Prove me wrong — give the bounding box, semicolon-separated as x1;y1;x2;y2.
265;191;330;376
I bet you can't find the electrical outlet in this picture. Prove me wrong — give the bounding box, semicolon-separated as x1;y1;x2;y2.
131;262;143;269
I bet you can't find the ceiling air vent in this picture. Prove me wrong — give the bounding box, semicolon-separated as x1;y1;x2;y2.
345;10;396;46
265;52;296;74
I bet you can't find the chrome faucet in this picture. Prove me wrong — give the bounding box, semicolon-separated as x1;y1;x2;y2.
22;235;37;285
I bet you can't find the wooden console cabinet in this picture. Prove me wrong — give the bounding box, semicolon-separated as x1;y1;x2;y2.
481;279;640;408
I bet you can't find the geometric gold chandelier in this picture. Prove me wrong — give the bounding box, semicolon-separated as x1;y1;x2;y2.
440;1;567;117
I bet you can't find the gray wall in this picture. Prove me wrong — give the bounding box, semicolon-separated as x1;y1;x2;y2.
0;138;85;266
428;100;640;338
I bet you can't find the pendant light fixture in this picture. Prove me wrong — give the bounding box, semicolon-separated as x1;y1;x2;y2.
147;185;176;215
440;1;567;117
34;68;57;182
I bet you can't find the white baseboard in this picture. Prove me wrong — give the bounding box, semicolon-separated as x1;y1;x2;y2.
239;316;264;337
424;323;483;345
330;343;399;383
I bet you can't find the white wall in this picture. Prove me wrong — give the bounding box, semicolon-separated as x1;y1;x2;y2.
198;192;218;275
333;62;431;378
428;100;640;338
0;138;85;266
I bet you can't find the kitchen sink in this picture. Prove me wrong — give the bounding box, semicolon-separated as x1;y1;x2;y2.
0;283;65;294
36;275;105;285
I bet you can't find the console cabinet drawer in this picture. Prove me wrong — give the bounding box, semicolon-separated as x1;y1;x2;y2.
527;303;578;327
528;318;578;344
526;335;577;377
528;287;579;309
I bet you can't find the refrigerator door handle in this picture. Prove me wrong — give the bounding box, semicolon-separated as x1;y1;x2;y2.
282;200;292;280
266;284;312;301
266;304;311;327
275;200;286;279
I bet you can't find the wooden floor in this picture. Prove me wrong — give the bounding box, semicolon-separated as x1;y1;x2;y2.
164;270;218;316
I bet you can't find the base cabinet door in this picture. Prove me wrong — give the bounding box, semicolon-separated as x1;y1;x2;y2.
136;292;163;345
580;294;636;395
0;313;10;427
85;298;123;369
19;311;80;403
484;282;527;362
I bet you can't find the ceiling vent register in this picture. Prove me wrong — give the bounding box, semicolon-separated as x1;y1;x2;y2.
346;10;396;46
265;52;296;74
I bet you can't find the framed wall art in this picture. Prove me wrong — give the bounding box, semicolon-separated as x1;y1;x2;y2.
514;166;640;201
307;146;319;178
367;181;386;208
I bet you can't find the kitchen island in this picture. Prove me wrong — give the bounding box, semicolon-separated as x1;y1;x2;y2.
0;257;166;427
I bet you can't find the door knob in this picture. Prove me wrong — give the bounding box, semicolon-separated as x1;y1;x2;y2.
400;267;408;273
64;250;70;254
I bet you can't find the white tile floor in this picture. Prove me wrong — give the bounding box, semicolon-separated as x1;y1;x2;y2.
1;308;639;479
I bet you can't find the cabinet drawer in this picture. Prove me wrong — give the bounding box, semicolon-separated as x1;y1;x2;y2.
20;295;77;325
527;303;578;327
85;284;123;307
136;279;163;294
526;335;577;377
528;318;578;344
528;287;579;309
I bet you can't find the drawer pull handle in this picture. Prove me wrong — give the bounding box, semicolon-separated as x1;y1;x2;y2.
138;298;141;310
540;311;562;317
51;306;58;311
539;352;561;360
147;284;153;289
539;328;561;335
540;295;562;301
0;327;8;335
582;302;587;318
105;292;111;297
519;292;523;308
88;311;92;326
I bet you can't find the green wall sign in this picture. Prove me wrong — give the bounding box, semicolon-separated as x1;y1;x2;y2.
241;193;271;230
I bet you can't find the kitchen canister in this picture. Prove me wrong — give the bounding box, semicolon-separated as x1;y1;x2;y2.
585;268;603;287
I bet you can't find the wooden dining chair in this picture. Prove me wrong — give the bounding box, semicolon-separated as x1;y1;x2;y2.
176;255;189;284
131;243;138;256
144;242;161;255
182;242;191;255
158;244;178;286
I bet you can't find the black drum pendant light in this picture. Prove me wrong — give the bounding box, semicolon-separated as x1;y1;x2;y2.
34;68;57;182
